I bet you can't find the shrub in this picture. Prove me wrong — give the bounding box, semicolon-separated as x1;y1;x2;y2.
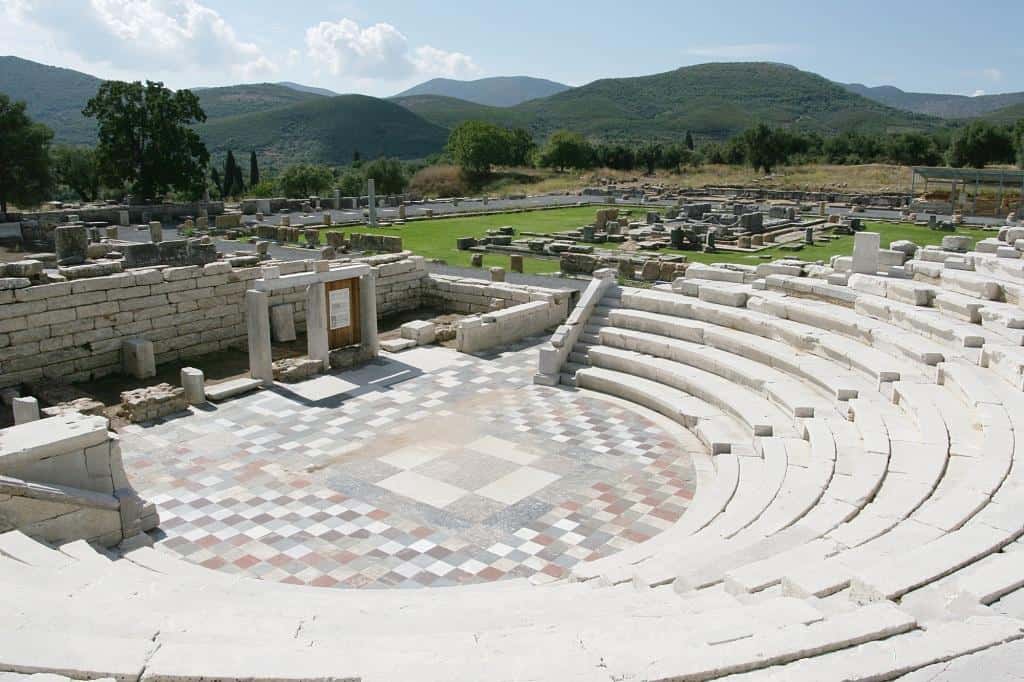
408;165;469;198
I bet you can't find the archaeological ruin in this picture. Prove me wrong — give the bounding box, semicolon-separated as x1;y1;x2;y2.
4;183;1024;680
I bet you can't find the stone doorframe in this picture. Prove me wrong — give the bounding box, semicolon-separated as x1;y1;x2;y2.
245;261;379;384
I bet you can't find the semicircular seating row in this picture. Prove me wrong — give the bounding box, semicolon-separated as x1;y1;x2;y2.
5;241;1024;680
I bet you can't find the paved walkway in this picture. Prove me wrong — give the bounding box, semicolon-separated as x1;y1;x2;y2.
120;341;699;589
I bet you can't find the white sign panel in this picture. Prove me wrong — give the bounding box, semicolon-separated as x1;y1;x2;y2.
329;288;351;330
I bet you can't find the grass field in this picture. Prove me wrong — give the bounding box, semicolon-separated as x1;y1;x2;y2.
324;206;994;276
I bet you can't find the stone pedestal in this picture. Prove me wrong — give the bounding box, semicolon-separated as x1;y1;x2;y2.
510;255;524;273
852;232;881;274
180;368;206;405
471;254;483;267
270;303;297;342
122;338;156;379
12;396;39;424
149;221;163;243
490;267;506;282
55;225;88;265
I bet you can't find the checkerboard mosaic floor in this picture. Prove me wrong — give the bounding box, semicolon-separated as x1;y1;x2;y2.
120;342;700;589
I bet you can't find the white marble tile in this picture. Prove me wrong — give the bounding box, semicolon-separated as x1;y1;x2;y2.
286;375;360;401
380;446;445;470
378;470;467;508
467;435;539;466
476;466;560;505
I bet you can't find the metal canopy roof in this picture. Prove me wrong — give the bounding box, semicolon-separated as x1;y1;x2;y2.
912;166;1024;183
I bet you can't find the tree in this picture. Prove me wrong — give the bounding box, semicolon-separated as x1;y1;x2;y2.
446;120;509;175
0;94;53;214
685;131;695;151
83;80;209;200
638;143;662;175
278;164;334;198
360;157;407;194
221;150;245;198
210;167;223;199
505;128;536;167
740;123;786;174
249;151;260;188
947;121;1016;169
537;131;594;172
52;145;101;203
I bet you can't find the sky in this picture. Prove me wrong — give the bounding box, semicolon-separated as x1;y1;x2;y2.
2;0;1023;97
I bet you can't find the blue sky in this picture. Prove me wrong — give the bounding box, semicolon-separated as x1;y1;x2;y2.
3;0;1023;97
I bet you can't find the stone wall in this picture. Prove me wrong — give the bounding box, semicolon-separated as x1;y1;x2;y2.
11;201;225;227
0;253;572;391
422;274;575;315
0;413;157;547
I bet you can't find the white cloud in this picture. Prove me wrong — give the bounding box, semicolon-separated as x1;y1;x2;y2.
9;0;276;82
685;43;796;59
972;89;987;97
305;18;480;81
412;46;482;79
982;68;1003;82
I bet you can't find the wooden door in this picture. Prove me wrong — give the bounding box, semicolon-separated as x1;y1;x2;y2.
325;277;361;349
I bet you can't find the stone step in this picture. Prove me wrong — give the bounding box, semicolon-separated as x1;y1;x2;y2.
0;531;76;570
587;346;797;439
745;615;1024;682
203;377;263;402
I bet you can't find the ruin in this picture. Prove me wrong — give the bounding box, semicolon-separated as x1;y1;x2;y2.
6;188;1024;680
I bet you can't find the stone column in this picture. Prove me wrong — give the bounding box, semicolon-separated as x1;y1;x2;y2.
852;232;881;275
149;221;163;243
12;396;39;424
359;270;379;357
367;179;378;227
306;282;330;371
181;368;206;404
245;290;273;384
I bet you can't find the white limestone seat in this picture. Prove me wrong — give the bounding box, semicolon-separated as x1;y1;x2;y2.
585;346;798;439
594;325;836;420
727;614;1024;682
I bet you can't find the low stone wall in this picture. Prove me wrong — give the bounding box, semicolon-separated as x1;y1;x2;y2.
0;413;157;546
422;274;575;315
350;233;403;253
456;300;568;354
12;201;225;227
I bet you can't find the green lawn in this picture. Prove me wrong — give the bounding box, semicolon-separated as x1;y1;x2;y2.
325;205;651;274
322;207;995;275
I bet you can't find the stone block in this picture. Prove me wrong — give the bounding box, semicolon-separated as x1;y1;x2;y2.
12;396;39;424
269;303;297;342
852;232;881;274
401;320;436;345
121;338;156;379
54;225;88;266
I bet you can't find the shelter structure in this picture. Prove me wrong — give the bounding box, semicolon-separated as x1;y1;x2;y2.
911;166;1024;217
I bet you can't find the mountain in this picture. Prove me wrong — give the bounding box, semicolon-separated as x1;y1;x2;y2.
276;82;338;97
984;103;1024;125
505;63;936;142
394;76;571;107
0;55;102;145
194;84;324;120
844;83;1024;119
0;57;330;144
198;95;449;169
390;95;529;130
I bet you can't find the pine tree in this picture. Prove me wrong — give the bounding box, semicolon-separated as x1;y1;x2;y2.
223;150;245;197
685;131;694;151
211;167;223;199
249;151;259;187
